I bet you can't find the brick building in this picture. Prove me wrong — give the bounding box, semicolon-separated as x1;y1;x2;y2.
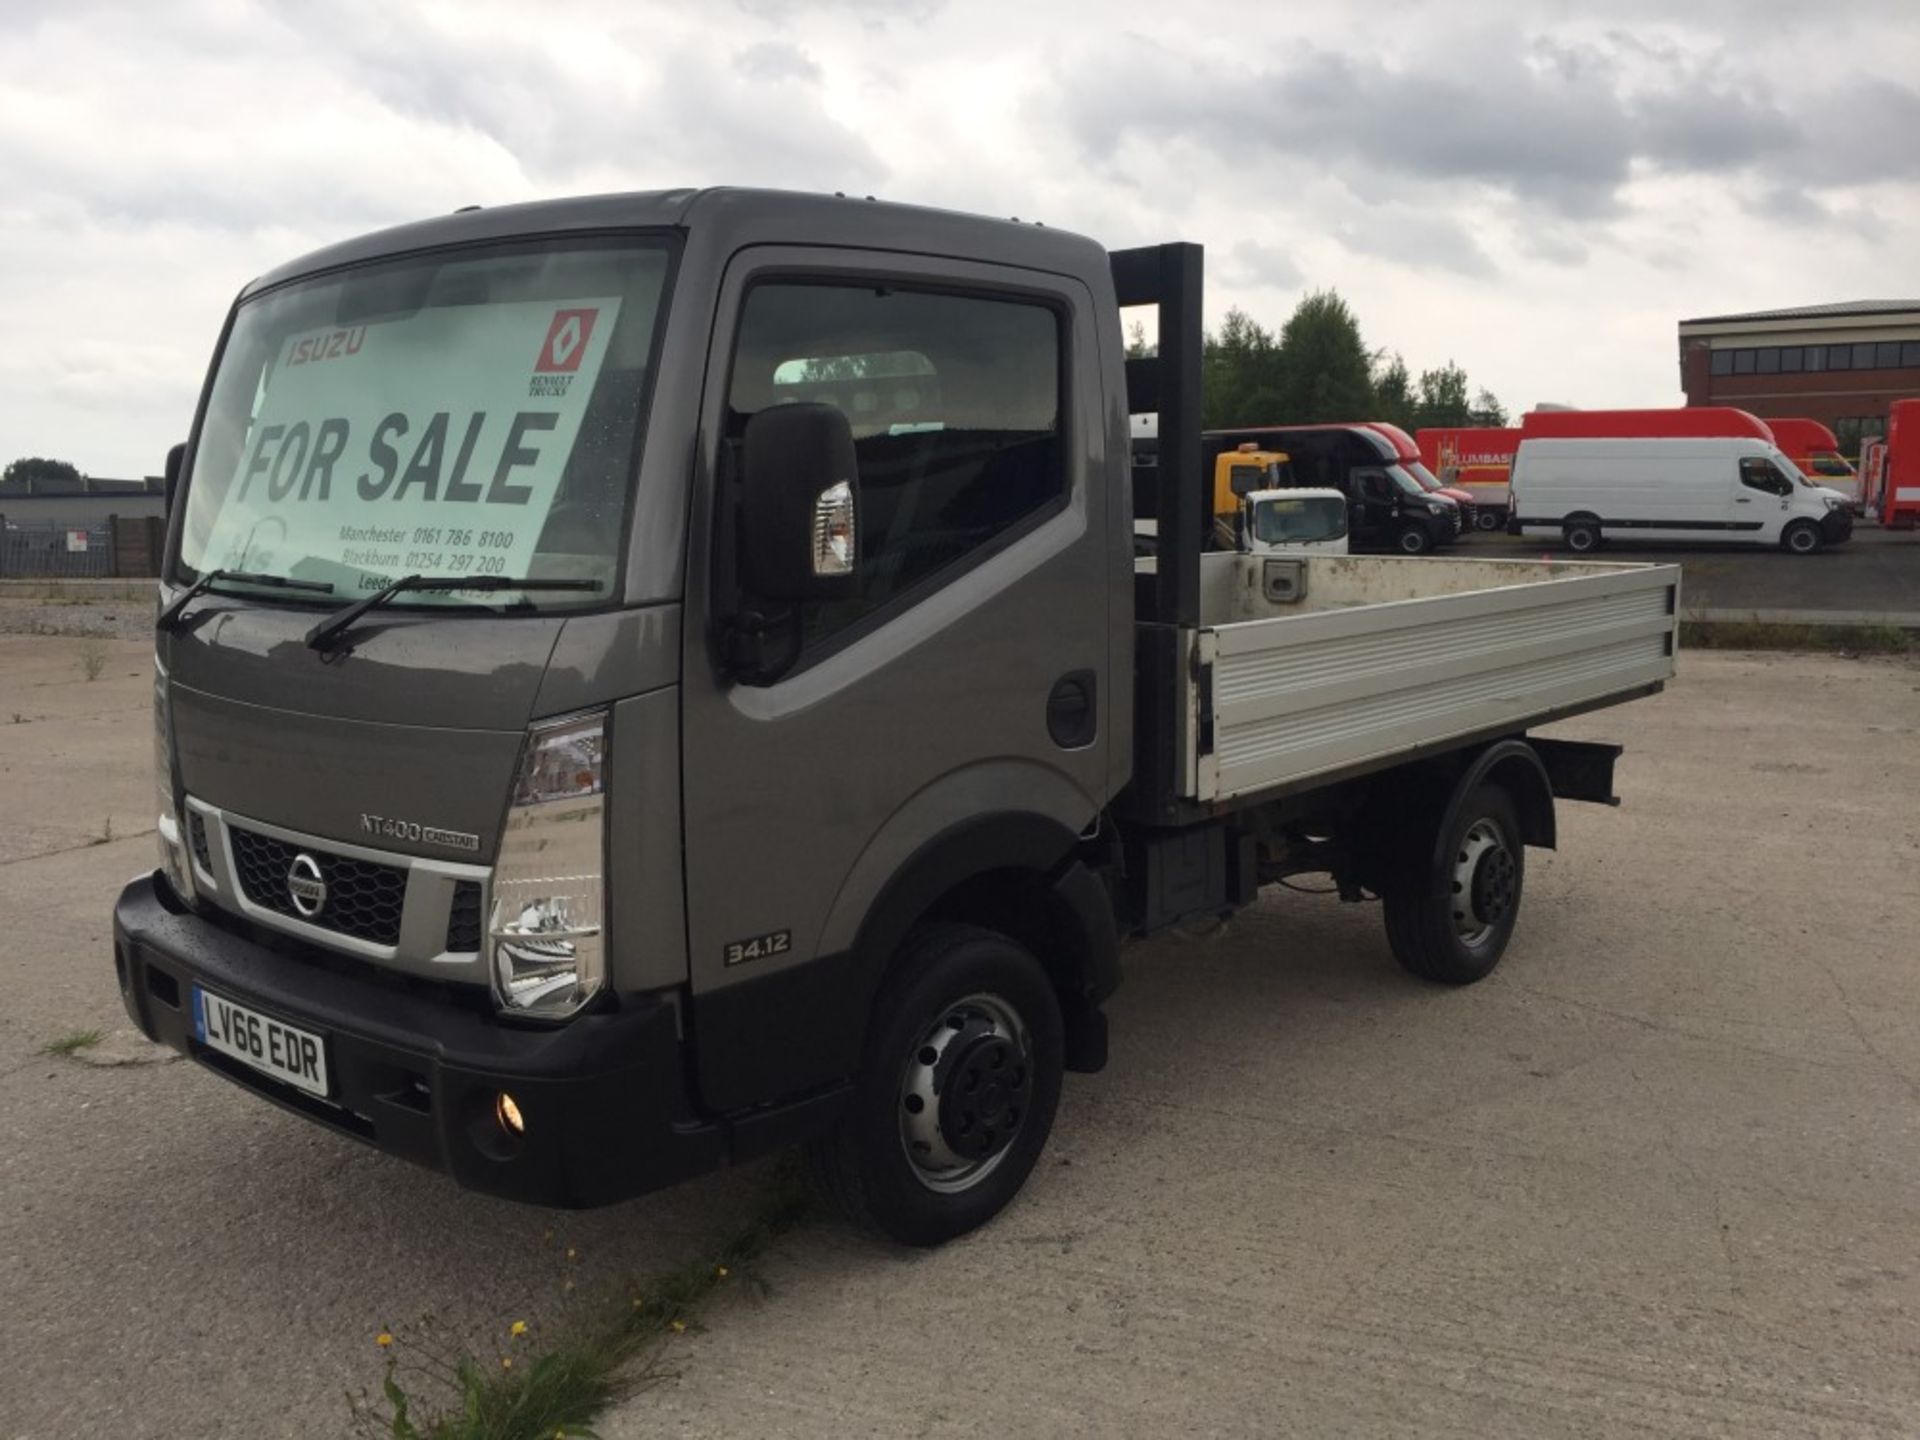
1677;300;1920;456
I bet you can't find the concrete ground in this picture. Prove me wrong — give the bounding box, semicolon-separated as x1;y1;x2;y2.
2;631;1917;1438
1470;524;1920;620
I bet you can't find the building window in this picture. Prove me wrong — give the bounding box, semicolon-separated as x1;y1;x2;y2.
1852;342;1876;369
1710;350;1733;376
1805;346;1827;372
1875;341;1901;369
1780;347;1804;373
1733;349;1756;374
1756;347;1780;374
1827;345;1852;371
1903;341;1920;368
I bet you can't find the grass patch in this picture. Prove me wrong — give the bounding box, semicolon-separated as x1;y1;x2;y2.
1680;619;1913;655
41;1028;105;1057
78;637;110;680
353;1172;812;1440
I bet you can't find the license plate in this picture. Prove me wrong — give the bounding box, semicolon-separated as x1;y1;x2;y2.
193;986;330;1098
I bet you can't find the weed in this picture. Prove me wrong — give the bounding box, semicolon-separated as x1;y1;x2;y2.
41;1028;105;1057
10;713;23;724
1679;619;1912;655
79;637;109;680
351;1171;812;1440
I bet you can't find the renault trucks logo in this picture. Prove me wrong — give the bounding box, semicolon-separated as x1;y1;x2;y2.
530;308;599;398
286;854;327;918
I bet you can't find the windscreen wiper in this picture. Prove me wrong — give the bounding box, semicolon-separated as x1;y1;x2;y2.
304;574;602;652
158;569;334;631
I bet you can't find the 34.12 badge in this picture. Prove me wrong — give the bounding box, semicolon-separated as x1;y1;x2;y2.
723;929;792;967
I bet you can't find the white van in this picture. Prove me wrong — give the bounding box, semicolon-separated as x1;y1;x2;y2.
1510;437;1854;555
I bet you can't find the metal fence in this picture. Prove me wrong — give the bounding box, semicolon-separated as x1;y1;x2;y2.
1;520;115;577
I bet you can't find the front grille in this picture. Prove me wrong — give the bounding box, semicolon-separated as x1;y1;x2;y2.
188;812;213;872
446;881;484;953
228;826;406;946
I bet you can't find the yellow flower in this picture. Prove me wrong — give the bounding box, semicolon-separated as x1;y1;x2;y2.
510;1320;528;1338
715;1266;729;1279
376;1332;394;1349
670;1319;686;1334
565;1247;578;1261
501;1357;513;1371
631;1297;643;1309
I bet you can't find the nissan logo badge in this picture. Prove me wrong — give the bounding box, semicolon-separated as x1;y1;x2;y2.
286;853;327;918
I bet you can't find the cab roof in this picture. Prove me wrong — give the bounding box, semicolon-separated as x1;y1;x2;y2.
244;187;1109;298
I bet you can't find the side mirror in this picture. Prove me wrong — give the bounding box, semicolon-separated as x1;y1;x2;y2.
739;403;861;601
163;442;186;515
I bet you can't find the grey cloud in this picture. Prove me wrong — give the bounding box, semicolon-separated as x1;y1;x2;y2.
1220;241;1303;291
1332;212;1496;281
736;40;822;82
1057;29;1812;223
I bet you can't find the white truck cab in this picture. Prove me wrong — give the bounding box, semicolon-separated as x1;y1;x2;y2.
1240;487;1349;555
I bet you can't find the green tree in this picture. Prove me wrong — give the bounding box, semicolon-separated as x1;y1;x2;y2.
1412;361;1473;429
1468;388;1509;426
1201;306;1285;429
1125;318;1156;359
1273;290;1375;424
1372;351;1416;431
3;456;82;487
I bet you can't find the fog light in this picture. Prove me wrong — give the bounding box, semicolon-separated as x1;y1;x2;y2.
495;1091;525;1137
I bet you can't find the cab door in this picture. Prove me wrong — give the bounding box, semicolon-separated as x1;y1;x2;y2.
679;248;1116;1114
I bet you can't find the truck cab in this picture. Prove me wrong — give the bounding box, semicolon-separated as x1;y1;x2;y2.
1211;445;1293;546
116;189;1676;1246
1208;424;1462;553
1240;487;1348;554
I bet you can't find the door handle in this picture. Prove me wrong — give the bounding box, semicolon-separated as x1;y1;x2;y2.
1046;671;1098;749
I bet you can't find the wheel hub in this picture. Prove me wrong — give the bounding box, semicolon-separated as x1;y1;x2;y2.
1450;819;1514;945
899;993;1030;1193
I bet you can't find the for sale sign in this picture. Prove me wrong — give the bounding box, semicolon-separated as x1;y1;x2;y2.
200;296;622;591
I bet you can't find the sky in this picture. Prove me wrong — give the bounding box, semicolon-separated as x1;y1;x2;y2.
3;0;1917;478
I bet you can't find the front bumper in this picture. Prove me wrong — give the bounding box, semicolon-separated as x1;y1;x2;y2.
112;872;730;1207
1820;508;1855;543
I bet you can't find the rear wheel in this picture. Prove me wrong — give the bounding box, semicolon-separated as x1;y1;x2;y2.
1396;524;1434;555
1782;520;1822;555
1475;509;1503;532
1382;783;1525;985
810;924;1063;1246
1563;520;1601;554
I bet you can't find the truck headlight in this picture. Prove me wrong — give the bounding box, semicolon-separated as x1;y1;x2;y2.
490;711;606;1020
153;660;195;904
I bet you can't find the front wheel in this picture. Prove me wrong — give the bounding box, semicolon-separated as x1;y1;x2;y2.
810;924;1063;1246
1782;520;1822;555
1396;524;1434;555
1382;783;1525;985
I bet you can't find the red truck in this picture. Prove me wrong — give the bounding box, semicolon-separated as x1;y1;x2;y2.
1417;426;1520;531
1763;418;1858;499
1870;399;1920;529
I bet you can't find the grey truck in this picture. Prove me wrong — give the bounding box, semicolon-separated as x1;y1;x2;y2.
114;188;1679;1244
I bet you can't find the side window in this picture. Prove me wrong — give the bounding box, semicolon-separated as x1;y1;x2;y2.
1739;458;1791;497
1710;350;1733;376
727;281;1064;645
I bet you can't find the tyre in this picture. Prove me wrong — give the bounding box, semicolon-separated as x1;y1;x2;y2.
1382;783;1525;985
1396;525;1433;555
1563;520;1601;554
1781;520;1822;555
810;924;1063;1246
1475;509;1503;533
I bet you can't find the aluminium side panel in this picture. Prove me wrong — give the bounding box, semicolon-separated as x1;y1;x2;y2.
1201;566;1678;802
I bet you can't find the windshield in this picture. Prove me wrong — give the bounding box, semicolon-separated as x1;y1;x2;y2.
177;239;672;609
1252;495;1346;545
1385;464;1428;497
1401;460;1444;492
